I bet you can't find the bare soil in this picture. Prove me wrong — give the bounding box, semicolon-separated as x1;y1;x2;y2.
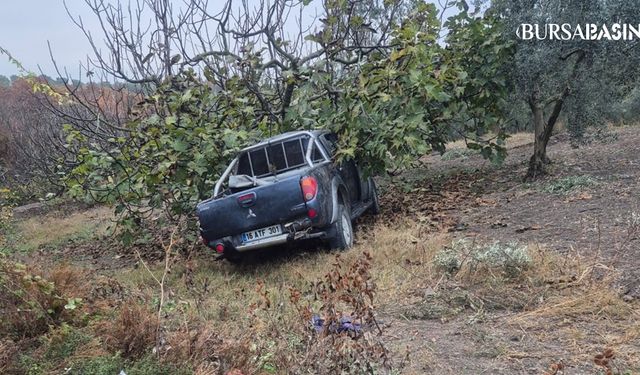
378;126;640;374
388;126;640;298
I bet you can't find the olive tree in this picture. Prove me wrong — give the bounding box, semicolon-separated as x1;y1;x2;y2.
490;0;640;179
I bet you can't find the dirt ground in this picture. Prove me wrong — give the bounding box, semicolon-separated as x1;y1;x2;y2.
379;126;640;374
409;127;640;298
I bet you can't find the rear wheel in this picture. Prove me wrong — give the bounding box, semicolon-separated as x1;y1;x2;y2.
328;203;354;250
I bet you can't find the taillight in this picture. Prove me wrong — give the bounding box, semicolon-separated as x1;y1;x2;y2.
300;176;318;201
215;243;225;253
307;208;317;218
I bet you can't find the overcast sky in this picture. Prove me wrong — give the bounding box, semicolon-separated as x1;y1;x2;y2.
0;1;96;77
0;0;453;78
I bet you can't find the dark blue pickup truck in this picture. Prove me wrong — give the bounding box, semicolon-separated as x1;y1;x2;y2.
196;130;380;262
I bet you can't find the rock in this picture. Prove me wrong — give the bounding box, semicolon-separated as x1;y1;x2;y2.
12;202;46;218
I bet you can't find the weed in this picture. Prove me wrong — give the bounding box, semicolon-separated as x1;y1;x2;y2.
472;242;532;277
70;354;124;375
542;175;598;194
69;353;190;375
291;251;392;374
433;247;462;275
441;148;475;161
435;239;532;279
43;324;92;362
0;259;88;339
96;300;159;359
0;338;18;373
126;354;191;375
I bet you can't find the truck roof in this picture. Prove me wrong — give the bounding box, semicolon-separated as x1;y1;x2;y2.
240;130;327;152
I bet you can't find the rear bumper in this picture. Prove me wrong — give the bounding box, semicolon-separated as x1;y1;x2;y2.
210;216;326;253
235;233;290;251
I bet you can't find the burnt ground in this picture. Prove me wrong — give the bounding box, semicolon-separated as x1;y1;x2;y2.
379;126;640;374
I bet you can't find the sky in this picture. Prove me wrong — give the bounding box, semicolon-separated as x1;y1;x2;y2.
0;0;454;78
0;0;322;78
0;0;99;77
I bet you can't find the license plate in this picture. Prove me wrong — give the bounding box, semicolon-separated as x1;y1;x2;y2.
241;224;282;243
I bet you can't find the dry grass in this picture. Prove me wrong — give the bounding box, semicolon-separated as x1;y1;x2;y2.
504;245;640;371
4;207;639;373
96;300;159;359
107;219;640;371
8;205;112;252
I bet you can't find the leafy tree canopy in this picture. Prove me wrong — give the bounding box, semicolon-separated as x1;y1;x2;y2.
57;0;513;242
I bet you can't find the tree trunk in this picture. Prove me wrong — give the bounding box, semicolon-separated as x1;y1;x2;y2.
526;50;584;180
527;100;548;179
526;86;569;180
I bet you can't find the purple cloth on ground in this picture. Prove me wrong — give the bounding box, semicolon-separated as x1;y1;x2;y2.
311;314;362;334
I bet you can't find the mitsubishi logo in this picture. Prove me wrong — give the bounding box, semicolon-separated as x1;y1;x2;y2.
247;209;256;219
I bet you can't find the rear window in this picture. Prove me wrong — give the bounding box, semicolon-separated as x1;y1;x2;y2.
283;139;304;167
249;149;269;176
235;136;324;177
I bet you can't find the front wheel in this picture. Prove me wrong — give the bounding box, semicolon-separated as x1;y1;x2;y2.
328;203;354;250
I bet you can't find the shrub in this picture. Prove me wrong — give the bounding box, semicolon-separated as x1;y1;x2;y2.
542;175;598;194
435;239;532;279
0;259;88;339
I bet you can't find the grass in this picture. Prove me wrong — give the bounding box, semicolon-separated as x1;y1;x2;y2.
2;206;112;253
3;208;640;373
542;175;599;194
441;148;476;161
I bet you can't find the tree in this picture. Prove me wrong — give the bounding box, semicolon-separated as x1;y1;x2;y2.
0;78;67;199
54;0;513;241
491;0;640;179
0;75;9;87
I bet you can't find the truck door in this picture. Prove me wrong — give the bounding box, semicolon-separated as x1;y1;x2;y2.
320;133;361;204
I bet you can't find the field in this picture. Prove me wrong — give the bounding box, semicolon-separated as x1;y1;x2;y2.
1;126;639;374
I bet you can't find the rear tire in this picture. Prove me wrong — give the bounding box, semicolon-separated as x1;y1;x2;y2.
328;203;354;250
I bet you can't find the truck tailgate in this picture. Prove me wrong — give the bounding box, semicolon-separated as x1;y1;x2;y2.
197;175;306;241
